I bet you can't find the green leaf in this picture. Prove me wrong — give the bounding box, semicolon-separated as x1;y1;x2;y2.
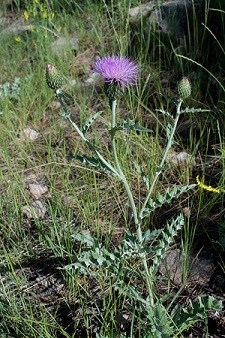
72;231;96;247
172;295;222;333
114;279;147;305
109;119;152;137
147;303;173;338
151;214;184;273
82;111;103;135
140;184;196;220
134;162;150;191
75;154;115;173
142;228;162;243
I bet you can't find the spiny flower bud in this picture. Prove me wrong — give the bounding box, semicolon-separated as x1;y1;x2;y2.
178;77;191;100
46;64;64;91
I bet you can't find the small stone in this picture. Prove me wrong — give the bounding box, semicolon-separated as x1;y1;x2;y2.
24;173;38;183
28;183;48;200
84;72;102;86
51;101;62;110
168;150;196;167
68;79;76;86
182;206;191;217
20;128;39;142
22;200;47;219
1;17;34;36
51;37;79;56
159;249;215;286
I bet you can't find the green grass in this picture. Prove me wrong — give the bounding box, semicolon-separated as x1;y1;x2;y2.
0;0;225;337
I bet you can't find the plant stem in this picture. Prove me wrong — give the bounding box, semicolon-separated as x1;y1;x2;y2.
111;99;154;306
56;92;119;177
139;99;183;221
111;99;139;227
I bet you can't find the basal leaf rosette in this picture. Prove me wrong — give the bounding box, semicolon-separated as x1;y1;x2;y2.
94;56;139;101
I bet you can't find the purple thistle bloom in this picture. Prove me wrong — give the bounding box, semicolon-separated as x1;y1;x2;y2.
94;55;138;88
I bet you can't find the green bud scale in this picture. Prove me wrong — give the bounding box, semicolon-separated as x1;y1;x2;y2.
178;77;191;99
104;82;119;101
46;64;64;91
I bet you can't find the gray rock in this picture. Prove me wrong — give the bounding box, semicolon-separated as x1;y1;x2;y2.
51;37;79;56
130;0;204;40
84;72;102;87
150;0;203;39
159;249;215;285
129;2;156;24
1;17;33;36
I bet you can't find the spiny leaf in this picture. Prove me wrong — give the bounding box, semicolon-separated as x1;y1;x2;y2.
114;279;147;305
75;154;115;174
134;162;150;191
109;119;152;137
142;228;163;243
151;214;184;273
181;107;210;114
140;184;196;220
172;295;222;332
148;303;173;338
82;111;103;135
72;231;96;247
155;109;174;120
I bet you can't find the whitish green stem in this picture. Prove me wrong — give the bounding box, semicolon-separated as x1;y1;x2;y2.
139;99;183;221
56;92;119;177
111;100;139;227
111;99;154;306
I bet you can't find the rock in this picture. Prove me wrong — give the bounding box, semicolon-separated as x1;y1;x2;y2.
24;173;44;185
129;2;156;24
168;150;196;168
84;72;102;87
159;249;215;286
28;183;48;200
20;128;40;142
22;200;47;219
129;0;204;40
24;173;50;200
51;37;79;56
151;0;189;38
1;17;33;36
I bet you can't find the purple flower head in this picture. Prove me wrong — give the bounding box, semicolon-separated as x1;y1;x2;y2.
94;55;138;88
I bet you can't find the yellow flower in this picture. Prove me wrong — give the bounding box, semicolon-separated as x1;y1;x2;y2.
196;175;221;193
50;12;55;19
42;10;48;19
29;25;35;32
15;36;21;43
23;10;29;21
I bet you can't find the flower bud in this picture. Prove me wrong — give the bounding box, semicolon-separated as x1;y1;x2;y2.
46;64;64;91
178;77;191;99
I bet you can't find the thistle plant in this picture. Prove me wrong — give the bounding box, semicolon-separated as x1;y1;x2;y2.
46;59;219;335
